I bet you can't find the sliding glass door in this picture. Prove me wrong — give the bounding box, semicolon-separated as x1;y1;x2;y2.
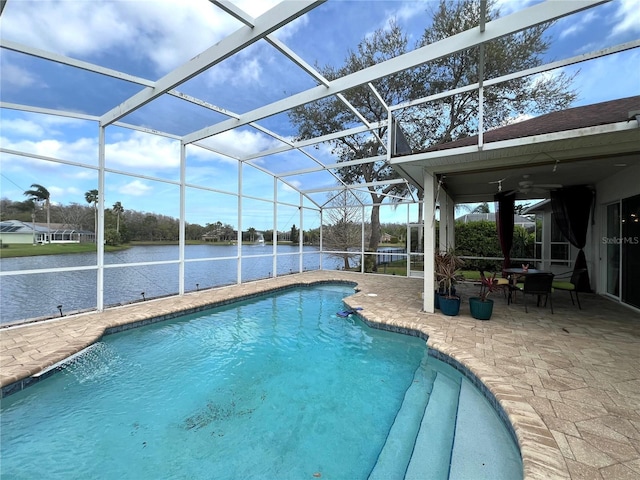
606;195;640;308
606;203;620;297
621;194;640;308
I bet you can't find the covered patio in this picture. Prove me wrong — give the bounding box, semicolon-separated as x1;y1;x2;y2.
1;271;639;479
393;95;640;314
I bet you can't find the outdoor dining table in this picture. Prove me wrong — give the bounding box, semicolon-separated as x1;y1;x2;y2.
503;267;553;304
503;267;550;278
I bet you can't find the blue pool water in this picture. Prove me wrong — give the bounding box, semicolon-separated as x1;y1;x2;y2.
0;284;522;479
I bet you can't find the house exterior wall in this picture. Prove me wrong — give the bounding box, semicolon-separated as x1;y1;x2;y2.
0;233;35;245
523;164;639;302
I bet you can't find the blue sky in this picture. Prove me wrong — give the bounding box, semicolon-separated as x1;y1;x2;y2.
1;0;639;230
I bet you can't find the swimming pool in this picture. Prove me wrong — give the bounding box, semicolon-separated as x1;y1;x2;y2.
0;284;521;479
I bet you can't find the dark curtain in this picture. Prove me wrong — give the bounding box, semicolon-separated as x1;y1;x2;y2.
550;185;594;292
495;192;515;272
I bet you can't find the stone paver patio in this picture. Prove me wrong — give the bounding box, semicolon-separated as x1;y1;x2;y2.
1;270;639;479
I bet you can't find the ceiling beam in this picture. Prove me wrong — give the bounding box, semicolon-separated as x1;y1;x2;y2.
301;178;407;194
390;39;639;113
99;0;325;127
183;0;606;145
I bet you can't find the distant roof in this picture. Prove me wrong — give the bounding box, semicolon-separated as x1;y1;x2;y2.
416;95;640;154
0;220;48;233
455;212;535;225
523;199;551;213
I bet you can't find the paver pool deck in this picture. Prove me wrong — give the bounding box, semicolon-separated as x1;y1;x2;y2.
1;270;639;479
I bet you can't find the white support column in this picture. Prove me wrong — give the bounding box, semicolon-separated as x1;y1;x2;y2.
299;193;303;273
406;204;411;276
273;177;278;277
446;194;455;250
438;190;455;251
478;43;485;149
361;204;365;273
319;208;324;270
424;170;436;313
439;192;448;251
97;126;105;312
179;142;186;295
273;176;278;277
237;164;243;284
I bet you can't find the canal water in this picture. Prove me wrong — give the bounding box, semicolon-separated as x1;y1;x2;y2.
0;245;344;324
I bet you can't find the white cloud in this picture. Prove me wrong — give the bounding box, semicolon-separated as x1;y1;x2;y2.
116;180;153;197
0;136;97;163
557;10;597;40
237;57;263;85
612;0;640;37
500;113;533;127
0;64;40;88
1;118;46;138
394;2;426;23
0;115;91;139
494;0;538;17
0;1;132;57
206;52;265;87
281;179;302;194
0;0;281;76
571;49;640;104
105;132;180;170
196;128;282;159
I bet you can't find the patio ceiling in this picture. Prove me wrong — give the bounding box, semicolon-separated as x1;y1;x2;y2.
1;0;638;209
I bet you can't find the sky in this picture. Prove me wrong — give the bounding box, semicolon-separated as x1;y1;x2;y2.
1;0;639;230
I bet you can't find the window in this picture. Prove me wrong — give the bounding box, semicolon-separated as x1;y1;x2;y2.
550;213;570;266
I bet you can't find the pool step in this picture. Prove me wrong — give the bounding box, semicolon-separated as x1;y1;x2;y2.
368;354;437;480
448;380;522;480
404;369;462;480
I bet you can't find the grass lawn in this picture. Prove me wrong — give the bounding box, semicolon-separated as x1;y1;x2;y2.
459;270;481;281
0;243;129;258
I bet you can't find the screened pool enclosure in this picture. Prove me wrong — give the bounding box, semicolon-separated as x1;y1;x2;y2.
1;0;638;322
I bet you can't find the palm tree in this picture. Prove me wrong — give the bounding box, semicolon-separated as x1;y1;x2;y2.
112;201;124;233
85;189;99;239
247;227;256;243
23;184;50;244
472;202;491;214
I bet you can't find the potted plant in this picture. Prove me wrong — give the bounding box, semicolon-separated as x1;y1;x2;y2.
435;249;464;316
469;272;498;320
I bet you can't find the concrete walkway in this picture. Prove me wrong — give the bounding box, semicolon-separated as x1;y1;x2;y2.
1;271;639;479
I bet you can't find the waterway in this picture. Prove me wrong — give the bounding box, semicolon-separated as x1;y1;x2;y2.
0;244;344;324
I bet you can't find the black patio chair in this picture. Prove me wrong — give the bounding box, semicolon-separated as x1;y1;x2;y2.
509;272;555;314
552;268;586;309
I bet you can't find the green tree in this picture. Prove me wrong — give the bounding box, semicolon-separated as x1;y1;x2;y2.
112;201;124;233
143;214;158;241
413;0;576;144
290;224;299;245
511;225;535;260
289;0;575;253
104;228;122;246
455;220;502;271
23;184;51;244
323;191;364;270
472;202;491;214
84;189;99;237
289;21;413;253
247;227;257;243
514;203;531;215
